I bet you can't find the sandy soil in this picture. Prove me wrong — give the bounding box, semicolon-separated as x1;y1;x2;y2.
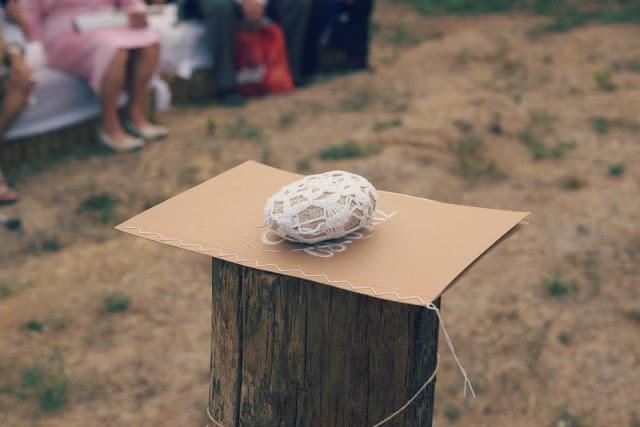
1;2;639;426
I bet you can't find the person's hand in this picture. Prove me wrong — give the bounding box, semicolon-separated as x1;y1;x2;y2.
242;0;265;26
8;53;36;95
128;10;148;29
5;0;30;34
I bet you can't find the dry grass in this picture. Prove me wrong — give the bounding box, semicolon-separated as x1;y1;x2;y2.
1;2;639;426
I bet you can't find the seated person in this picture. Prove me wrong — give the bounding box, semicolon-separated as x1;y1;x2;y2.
24;0;167;152
178;0;312;106
303;0;373;78
0;0;35;203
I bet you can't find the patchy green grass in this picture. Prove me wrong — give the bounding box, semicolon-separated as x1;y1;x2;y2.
387;24;419;45
260;142;272;165
339;88;374;112
372;118;403;132
41;238;62;253
489;112;503;135
278;112;298;128
21;362;69;412
296;158;311;173
546;278;578;297
608;164;625;177
450;121;500;180
592;116;609;134
551;406;588;427
206;118;217;135
227;118;264;141
535;7;587;34
76;193;118;224
630;58;640;73
530;4;640;37
0;280;14;298
391;0;518;15
627;309;640;323
443;403;461;422
320;140;380;161
103;292;131;314
591;116;640;135
561;176;586;191
24;319;44;333
558;332;572;345
594;68;616;91
178;166;201;187
517;110;575;160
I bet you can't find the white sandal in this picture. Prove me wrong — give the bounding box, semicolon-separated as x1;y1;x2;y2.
98;130;145;153
123;121;169;141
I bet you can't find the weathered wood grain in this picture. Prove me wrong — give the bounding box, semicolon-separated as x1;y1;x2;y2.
210;258;439;427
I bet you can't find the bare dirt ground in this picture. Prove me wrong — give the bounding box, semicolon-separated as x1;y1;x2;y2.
1;2;639;426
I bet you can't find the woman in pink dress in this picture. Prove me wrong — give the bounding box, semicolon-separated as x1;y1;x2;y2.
24;0;168;152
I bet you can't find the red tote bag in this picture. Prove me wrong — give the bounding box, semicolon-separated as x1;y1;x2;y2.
234;22;295;97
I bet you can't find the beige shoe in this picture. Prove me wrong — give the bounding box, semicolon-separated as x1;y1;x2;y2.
123;121;169;141
98;130;145;153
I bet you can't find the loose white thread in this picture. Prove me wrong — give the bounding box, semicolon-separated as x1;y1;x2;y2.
424;302;476;398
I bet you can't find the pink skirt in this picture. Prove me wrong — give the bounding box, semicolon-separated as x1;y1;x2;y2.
44;28;158;95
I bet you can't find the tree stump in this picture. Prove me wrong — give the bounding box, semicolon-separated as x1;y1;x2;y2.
209;259;440;427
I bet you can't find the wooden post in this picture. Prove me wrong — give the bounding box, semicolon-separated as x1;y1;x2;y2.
209;259;440;426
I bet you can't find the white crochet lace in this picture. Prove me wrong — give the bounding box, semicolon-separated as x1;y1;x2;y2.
264;171;378;244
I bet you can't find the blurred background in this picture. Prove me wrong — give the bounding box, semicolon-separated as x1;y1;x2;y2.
0;0;639;426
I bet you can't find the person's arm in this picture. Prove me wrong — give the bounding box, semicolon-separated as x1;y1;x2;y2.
18;0;43;41
6;49;34;92
5;1;31;36
238;0;267;24
118;0;147;9
116;0;150;28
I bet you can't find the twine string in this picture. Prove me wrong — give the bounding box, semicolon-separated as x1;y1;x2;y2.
205;356;439;427
371;355;439;427
206;304;474;427
426;302;476;398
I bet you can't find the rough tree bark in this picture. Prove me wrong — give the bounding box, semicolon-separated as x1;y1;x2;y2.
209;258;440;427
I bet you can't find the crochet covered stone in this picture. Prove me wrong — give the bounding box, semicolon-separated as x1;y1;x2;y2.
264;171;378;244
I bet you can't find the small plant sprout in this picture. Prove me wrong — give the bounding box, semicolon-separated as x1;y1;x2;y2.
594;68;616;91
206;118;217;135
24;319;44;332
296;159;311;173
608;164;625;177
21;362;69;412
103;292;131;314
546;278;577;297
319;141;381;161
77;194;118;224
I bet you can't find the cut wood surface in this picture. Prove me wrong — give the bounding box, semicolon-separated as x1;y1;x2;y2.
209;258;440;427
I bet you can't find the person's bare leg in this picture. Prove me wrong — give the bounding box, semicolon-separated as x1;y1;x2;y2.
127;44;159;130
100;49;129;142
0;87;30;136
0;83;32;202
